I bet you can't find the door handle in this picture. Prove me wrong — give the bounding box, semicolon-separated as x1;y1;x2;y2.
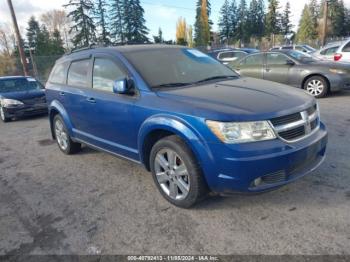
59;92;65;96
86;97;96;103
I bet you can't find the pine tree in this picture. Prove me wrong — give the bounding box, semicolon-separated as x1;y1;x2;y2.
281;1;293;36
36;26;51;55
309;0;319;36
265;0;281;37
194;0;211;47
218;0;231;43
247;0;264;39
297;4;317;42
64;0;96;47
123;0;149;43
26;16;40;48
236;0;247;46
94;0;110;44
332;0;346;36
229;0;238;40
110;0;125;43
256;0;265;38
153;28;163;43
51;29;65;55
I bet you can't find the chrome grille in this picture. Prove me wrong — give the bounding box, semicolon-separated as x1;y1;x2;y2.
270;104;319;142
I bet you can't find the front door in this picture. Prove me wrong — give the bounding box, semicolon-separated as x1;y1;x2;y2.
264;53;292;84
236;53;264;79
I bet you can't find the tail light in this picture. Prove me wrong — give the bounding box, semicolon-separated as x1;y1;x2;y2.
334;53;342;61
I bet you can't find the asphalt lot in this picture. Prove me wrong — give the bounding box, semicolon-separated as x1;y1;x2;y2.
0;91;350;255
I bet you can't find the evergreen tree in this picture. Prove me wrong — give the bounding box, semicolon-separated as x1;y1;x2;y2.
236;0;247;46
110;0;125;43
194;0;211;47
123;0;149;43
51;29;65;55
332;0;346;36
246;0;264;39
218;0;232;43
94;0;110;44
36;26;51;55
309;0;319;36
265;0;281;37
64;0;96;47
281;1;293;36
297;4;317;42
229;0;238;40
26;16;40;48
153;28;163;43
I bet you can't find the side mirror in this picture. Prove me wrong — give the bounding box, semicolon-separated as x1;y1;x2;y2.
286;59;295;66
113;77;134;94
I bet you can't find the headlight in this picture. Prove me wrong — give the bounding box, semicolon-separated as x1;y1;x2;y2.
206;120;276;144
329;68;347;74
0;98;24;107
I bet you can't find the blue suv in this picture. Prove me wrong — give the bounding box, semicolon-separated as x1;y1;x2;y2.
46;45;328;207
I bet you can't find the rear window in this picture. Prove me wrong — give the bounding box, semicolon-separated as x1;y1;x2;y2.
49;62;68;84
342;41;350;52
67;59;90;87
320;46;339;55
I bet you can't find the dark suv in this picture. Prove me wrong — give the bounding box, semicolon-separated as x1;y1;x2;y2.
46;45;327;207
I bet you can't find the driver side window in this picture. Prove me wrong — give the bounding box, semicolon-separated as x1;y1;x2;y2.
93;58;126;92
267;53;289;65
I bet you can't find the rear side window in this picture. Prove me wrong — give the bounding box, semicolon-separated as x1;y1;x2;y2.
93;58;126;92
342;42;350;52
282;46;293;50
241;54;264;66
320;46;339;55
49;62;68;84
67;59;90;87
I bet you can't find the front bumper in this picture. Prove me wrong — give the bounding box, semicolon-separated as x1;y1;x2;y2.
3;103;48;118
202;122;328;193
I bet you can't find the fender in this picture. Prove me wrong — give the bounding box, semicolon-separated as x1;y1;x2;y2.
49;100;75;138
137;114;214;167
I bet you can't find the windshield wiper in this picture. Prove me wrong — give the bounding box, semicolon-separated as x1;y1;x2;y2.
194;75;238;84
153;82;193;88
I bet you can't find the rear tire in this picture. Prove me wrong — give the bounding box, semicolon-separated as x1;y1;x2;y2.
304;76;328;98
53;115;81;154
0;106;10;123
150;135;208;208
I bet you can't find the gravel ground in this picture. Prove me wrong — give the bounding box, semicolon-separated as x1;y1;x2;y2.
0;91;350;256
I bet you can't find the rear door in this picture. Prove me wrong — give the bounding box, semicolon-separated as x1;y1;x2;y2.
235;53;264;79
340;41;350;62
264;53;292;84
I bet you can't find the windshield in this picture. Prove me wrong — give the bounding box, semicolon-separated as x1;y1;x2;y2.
0;78;42;93
287;50;318;61
123;48;238;88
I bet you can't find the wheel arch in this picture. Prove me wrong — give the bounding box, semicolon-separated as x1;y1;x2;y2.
138;115;212;172
49;100;74;139
302;74;331;93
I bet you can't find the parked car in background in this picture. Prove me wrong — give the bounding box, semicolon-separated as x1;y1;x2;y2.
0;76;47;122
270;45;316;54
314;39;350;62
46;45;327;207
230;50;350;98
207;48;259;65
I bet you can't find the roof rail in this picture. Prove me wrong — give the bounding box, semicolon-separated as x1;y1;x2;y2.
65;43;105;55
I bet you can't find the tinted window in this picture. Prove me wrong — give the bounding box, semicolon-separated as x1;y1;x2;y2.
67;59;90;87
281;46;293;50
342;41;350;52
241;54;264;65
267;53;289;65
123;48;237;88
93;58;126;92
0;78;42;93
49;62;68;84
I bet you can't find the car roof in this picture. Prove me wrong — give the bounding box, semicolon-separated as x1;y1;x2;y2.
56;44;191;63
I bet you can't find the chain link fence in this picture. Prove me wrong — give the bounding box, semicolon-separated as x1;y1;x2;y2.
0;55;62;84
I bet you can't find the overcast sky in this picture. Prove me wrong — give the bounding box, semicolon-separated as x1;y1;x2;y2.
1;0;350;41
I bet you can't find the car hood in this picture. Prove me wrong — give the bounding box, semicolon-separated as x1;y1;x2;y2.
156;77;315;121
0;89;46;104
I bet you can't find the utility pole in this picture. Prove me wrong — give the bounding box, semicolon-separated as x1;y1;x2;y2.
321;0;329;47
7;0;29;76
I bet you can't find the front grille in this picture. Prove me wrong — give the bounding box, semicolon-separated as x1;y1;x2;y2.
279;125;305;140
270;104;319;142
270;113;301;126
261;170;287;184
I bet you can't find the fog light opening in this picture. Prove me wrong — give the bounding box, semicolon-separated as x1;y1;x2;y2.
253;177;262;187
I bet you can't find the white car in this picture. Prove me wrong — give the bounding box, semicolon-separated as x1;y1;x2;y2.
314;39;350;62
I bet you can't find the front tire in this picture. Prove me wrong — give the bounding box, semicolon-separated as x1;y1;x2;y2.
0;106;10;122
53;115;81;154
304;76;329;98
150;135;208;208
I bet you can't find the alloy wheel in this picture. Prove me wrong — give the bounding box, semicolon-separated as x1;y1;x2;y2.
154;148;190;200
55;119;68;151
306;80;324;96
